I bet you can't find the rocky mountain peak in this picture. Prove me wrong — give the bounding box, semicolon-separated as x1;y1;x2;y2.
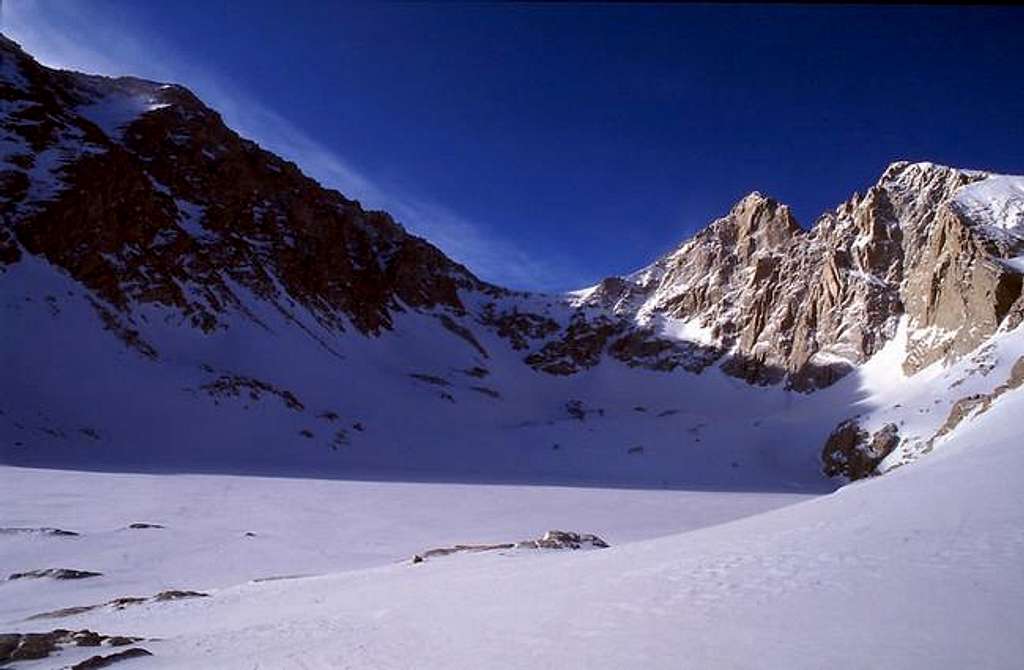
719;191;801;257
565;161;1024;392
3;35;1023;406
1;36;491;345
0;33;25;58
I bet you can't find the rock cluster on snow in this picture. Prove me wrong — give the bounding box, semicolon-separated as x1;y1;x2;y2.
821;421;901;480
0;629;146;666
28;590;208;621
411;530;609;563
7;568;102;581
927;356;1024;450
0;526;79;536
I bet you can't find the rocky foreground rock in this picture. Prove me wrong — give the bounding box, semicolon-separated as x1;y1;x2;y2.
821;421;902;481
0;629;147;666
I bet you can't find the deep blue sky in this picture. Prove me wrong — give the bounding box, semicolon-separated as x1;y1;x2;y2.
6;2;1024;290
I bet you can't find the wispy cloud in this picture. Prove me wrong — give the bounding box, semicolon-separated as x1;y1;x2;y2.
3;0;585;292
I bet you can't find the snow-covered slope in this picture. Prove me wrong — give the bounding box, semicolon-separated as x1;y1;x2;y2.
954;174;1024;237
0;467;812;627
0;251;845;489
2;381;1021;669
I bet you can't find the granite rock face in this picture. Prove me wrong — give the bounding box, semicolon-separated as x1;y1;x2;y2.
575;162;1024;391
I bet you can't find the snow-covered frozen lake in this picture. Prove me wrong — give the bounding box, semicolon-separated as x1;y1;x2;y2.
4;384;1024;670
0;466;811;625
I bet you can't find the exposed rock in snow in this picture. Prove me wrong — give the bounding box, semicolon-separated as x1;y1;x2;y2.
0;629;146;666
0;526;79;537
7;568;103;581
928;356;1024;450
821;420;901;480
198;375;305;411
70;647;154;669
411;530;609;562
28;590;209;621
523;530;610;549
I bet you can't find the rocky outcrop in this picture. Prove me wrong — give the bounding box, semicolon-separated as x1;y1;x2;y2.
517;530;610;550
411;530;609;563
525;312;627;375
71;647;154;669
7;568;102;581
822;420;901;480
575;162;1024;391
0;526;79;536
608;327;722;373
574;188;904;389
199;374;305;411
478;302;560;352
0;630;145;666
0;35;492;357
928;356;1024;449
28;590;208;621
900;173;1024;374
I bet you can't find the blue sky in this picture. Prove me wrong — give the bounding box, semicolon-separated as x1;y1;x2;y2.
5;2;1024;291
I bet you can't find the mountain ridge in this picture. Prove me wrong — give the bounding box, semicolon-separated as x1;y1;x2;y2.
578;159;1024;390
3;35;1024;484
